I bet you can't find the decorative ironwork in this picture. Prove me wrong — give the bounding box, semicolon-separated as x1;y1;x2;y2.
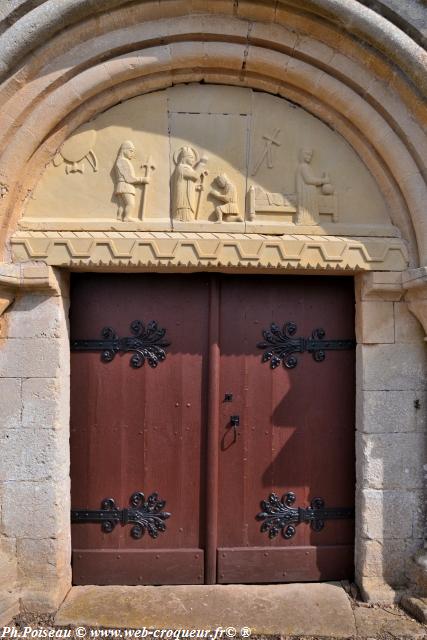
257;321;355;369
71;491;171;539
257;492;354;539
71;320;170;368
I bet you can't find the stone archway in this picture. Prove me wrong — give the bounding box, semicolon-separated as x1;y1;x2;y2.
0;0;426;619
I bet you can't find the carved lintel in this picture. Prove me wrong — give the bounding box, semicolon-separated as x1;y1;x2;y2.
403;267;427;340
0;262;62;315
10;232;409;272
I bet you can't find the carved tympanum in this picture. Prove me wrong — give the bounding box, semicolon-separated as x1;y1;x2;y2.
171;146;208;221
210;173;243;222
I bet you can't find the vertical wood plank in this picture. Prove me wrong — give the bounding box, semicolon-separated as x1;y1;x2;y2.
205;275;220;584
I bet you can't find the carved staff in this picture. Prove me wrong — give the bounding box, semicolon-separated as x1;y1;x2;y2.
139;156;156;221
195;169;209;220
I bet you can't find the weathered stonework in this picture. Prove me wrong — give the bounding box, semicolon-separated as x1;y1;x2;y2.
0;269;71;616
10;231;409;272
355;272;427;603
0;0;426;620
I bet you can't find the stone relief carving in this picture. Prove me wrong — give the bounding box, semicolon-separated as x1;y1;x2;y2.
114;141;154;221
53;128;98;174
21;88;395;235
295;148;336;225
10;230;409;273
209;174;243;222
0;183;9;198
248;148;337;224
171;146;208;221
251;128;281;175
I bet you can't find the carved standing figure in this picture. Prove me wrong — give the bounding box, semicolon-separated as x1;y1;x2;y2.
172;146;208;221
210;173;243;222
114;141;149;221
295;148;329;225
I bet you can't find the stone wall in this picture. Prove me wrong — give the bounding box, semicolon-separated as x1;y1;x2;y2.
0;271;71;620
355;273;427;602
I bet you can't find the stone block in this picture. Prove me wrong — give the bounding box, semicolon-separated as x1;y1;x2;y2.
357;539;406;581
54;583;357;637
0;427;69;481
358;489;414;539
356;301;394;343
358;577;402;604
415;390;427;431
17;536;71;581
1;293;68;339
357;433;424;489
0;337;69;377
22;377;69;430
236;1;276;22
356;389;417;433
356;343;427;391
1;478;70;538
0;594;19;627
395;301;425;343
0;378;21;430
21;580;71;614
401;596;427;624
356;272;404;302
409;550;427;596
411;490;426;540
354;595;427;635
0;536;17;587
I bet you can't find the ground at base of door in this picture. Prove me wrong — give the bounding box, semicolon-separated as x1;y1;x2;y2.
8;583;427;639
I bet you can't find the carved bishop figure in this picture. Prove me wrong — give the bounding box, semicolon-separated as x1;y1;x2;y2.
172;146;208;221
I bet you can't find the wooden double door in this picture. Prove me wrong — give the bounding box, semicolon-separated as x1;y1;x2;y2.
70;273;355;585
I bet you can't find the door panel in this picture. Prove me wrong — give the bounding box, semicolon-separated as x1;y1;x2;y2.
217;275;355;582
70;273;355;585
70;274;209;584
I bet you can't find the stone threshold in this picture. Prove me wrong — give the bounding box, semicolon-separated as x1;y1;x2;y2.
55;583;355;638
54;583;427;639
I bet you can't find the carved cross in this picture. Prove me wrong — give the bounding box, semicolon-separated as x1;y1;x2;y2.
251;128;281;175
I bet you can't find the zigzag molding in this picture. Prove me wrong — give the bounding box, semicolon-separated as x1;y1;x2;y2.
10;231;409;272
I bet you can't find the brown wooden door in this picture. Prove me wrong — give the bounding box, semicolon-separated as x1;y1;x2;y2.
70;274;210;584
70;273;355;585
216;275;355;582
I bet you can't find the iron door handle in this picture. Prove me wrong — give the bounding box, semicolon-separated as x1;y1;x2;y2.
230;415;240;429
